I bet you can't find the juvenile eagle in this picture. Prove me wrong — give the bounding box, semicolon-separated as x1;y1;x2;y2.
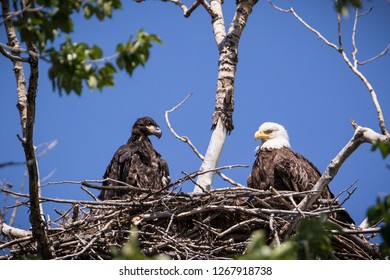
247;122;354;224
98;116;170;200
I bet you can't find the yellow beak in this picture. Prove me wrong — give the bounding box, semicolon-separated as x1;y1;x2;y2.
254;130;270;141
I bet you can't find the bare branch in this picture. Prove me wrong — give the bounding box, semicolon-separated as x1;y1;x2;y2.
337;11;343;50
351;8;359;68
0;41;44;61
330;226;381;236
170;164;248;188
161;0;189;14
9;169;28;226
209;0;226;50
358;43;390;66
340;50;389;136
165;94;247;188
269;0;389;136
0;160;25;168
218;218;263;238
0;42;29;62
298;120;388;212
217;171;246;188
0;139;58;170
0;220;31;238
165;93;204;159
199;0;213;17
268;0;339;50
0;3;44;25
351;7;388;67
184;0;207;18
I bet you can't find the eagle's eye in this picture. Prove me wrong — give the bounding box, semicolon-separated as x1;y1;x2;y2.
264;129;273;134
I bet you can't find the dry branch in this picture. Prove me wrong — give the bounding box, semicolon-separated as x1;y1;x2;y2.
165;94;246;188
269;0;389;136
298;120;388;213
0;220;31;238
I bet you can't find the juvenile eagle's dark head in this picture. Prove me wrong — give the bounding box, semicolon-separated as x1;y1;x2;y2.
132;116;162;139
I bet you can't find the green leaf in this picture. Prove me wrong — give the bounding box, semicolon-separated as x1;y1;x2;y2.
295;215;337;259
367;196;390;258
48;38;116;94
237;230;298;260
371;140;390;159
81;0;123;21
90;45;103;60
83;4;94;19
335;0;362;14
115;31;162;77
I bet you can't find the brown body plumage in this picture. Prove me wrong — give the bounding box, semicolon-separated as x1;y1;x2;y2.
98;117;170;200
248;122;354;225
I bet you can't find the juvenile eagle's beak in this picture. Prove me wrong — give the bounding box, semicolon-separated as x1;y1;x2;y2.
254;130;269;141
148;125;162;139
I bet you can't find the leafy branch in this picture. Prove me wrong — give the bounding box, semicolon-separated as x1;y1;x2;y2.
1;0;162;96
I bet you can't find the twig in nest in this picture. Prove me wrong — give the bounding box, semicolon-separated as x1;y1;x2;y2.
269;214;281;245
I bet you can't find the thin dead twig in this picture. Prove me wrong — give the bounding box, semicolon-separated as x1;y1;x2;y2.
270;0;389;136
165;93;246;188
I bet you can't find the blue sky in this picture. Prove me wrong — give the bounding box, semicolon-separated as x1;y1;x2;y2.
0;0;389;232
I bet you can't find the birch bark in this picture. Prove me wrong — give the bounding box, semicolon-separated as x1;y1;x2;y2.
194;0;258;192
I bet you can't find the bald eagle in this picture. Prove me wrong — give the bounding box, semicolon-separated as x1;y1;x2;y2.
247;122;354;224
98;116;170;200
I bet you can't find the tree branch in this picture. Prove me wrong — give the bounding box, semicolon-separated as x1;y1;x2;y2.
136;0;204;18
1;0;54;258
0;219;31;238
358;43;390;66
0;42;29;62
351;8;359;68
165;93;204;159
0;3;44;25
268;1;339;50
298;120;389;212
165;94;246;188
269;0;389;137
209;0;226;50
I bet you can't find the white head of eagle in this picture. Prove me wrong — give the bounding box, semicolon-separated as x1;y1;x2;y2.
254;122;291;151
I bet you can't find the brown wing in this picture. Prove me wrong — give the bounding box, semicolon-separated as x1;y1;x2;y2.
124;149;170;191
247;149;277;190
273;148;320;193
99;139;170;200
274;148;355;224
98;144;133;200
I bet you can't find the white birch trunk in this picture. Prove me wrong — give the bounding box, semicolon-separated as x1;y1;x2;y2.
194;0;258;192
194;119;227;192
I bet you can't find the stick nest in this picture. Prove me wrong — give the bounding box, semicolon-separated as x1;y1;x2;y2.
0;187;380;260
